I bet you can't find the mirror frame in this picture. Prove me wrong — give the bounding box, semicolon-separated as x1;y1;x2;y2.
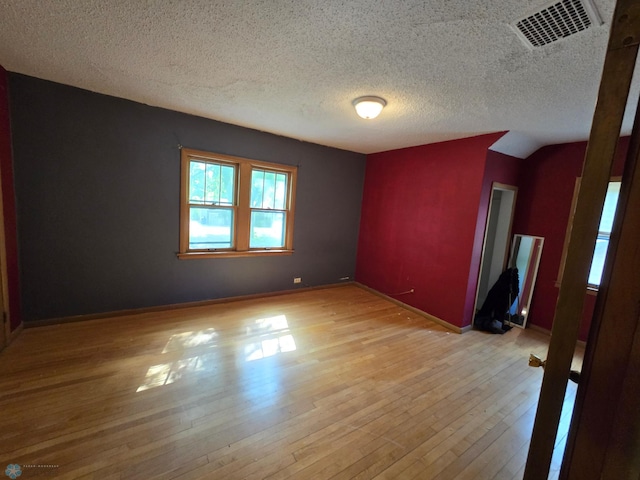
507;234;544;329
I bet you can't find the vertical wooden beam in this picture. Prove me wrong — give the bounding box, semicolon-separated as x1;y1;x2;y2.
523;1;640;478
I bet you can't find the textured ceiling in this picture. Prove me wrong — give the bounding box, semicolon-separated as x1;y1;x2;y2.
0;0;637;156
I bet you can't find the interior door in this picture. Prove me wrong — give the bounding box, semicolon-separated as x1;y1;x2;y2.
560;66;640;480
474;183;517;315
523;0;640;477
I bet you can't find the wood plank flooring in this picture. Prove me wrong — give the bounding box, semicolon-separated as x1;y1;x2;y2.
0;285;581;479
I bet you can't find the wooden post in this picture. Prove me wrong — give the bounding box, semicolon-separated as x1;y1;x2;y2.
523;1;640;478
560;69;640;480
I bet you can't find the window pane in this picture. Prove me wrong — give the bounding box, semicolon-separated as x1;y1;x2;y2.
251;169;288;209
598;181;620;233
189;207;233;249
588;181;620;286
220;165;235;206
189;161;206;203
274;173;287;210
263;171;276;209
588;237;609;286
251;170;265;208
205;163;220;203
250;210;285;248
190;161;236;206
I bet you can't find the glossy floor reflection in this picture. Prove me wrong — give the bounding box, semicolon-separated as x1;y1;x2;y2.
243;314;296;362
137;328;220;392
137;314;298;392
0;286;579;479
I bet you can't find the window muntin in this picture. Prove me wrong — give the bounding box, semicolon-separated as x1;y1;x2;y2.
179;149;296;258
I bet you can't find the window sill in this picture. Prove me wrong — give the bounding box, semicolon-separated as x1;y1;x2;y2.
554;281;599;296
177;249;294;260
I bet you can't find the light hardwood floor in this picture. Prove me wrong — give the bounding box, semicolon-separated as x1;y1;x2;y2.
0;285;580;479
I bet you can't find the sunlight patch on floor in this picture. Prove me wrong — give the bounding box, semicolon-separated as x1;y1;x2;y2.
137;328;219;392
244;314;296;362
136;315;298;392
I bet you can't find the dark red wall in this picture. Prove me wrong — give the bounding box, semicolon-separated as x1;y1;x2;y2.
512;137;628;340
356;133;512;329
356;131;626;340
0;65;21;331
464;149;523;325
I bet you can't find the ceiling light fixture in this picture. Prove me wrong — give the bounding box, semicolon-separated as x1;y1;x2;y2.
353;96;386;119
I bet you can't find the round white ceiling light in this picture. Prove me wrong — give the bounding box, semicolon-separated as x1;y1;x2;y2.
352;96;386;119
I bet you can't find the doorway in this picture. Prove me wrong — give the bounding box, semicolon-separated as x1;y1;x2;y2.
474;183;518;315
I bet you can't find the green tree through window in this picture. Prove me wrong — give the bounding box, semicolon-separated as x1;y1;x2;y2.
179;149;297;258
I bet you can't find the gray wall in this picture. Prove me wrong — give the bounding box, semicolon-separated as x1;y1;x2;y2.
9;74;366;322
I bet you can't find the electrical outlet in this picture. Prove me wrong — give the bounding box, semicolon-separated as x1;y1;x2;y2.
293;277;302;284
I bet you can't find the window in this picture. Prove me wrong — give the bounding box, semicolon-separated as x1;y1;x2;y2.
588;181;620;286
179;148;297;258
558;178;621;290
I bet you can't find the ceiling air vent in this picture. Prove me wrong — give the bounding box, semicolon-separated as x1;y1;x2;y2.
512;0;603;48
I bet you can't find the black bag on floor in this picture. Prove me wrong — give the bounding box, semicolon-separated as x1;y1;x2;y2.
474;268;519;334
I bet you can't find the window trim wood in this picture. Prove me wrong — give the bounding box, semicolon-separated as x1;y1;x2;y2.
178;148;297;259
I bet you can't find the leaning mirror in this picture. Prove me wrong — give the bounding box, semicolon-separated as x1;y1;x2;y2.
507;234;544;329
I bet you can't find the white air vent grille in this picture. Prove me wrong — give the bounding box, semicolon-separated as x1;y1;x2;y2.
512;0;603;48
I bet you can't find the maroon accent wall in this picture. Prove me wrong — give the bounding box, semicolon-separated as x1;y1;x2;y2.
355;132;517;329
0;65;21;331
512;138;628;340
464;149;523;326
